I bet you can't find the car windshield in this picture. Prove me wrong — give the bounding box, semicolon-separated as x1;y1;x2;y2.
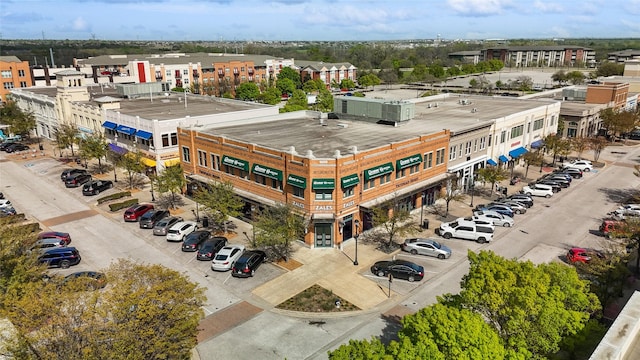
431;241;441;249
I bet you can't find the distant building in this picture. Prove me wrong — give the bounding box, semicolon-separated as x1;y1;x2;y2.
448;50;483;65
295;60;357;88
482;46;596;68
607;49;640;63
0;56;32;103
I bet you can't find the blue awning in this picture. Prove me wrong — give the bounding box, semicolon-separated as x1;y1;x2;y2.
499;155;509;163
509;147;528;158
530;140;544;149
116;125;136;135
487;159;498;166
108;143;128;155
102;121;117;130
135;130;153;140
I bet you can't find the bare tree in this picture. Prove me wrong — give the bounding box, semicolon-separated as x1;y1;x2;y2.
438;176;466;216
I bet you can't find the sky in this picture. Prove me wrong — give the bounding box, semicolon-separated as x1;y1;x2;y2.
1;0;640;42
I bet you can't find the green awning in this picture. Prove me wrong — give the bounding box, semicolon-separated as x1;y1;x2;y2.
363;163;394;181
252;164;283;181
287;174;307;189
222;155;249;172
312;178;335;190
396;153;423;169
340;173;360;188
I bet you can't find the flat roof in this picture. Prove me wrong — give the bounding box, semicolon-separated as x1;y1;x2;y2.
75;53;282;67
201;94;558;159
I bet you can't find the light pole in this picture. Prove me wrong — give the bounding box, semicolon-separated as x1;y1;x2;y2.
469;177;475;208
353;219;360;266
112;133;118;182
150;175;156;202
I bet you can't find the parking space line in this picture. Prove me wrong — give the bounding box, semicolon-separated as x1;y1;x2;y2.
397;253;455;263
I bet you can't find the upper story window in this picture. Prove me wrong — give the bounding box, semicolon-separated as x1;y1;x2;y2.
436;148;445;165
181;146;191;163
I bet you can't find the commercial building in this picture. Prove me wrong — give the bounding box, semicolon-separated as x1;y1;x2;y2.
482;46;596;68
0;56;32;103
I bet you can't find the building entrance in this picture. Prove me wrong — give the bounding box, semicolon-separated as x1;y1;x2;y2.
314;223;333;248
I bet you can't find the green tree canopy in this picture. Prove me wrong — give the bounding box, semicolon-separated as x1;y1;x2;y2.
258;87;282;105
315;88;334;112
277;66;302;88
596;62;624;77
475;166;509;197
193;180;243;232
280;89;308;113
339;78;356;90
372;198;417;251
79;134;108;173
276;78;296;96
253;203;305;261
567;70;586;85
0;100;36;137
358;73;381;89
235;82;260;101
120;150;146;189
155;165;186;209
54;123;80;157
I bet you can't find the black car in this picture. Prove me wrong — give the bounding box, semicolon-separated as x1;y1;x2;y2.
503;194;534;207
545;175;571;187
370;260;424;282
65;173;92;188
61;168;88;181
139;209;171;229
181;230;210;252
4;143;29;153
0;141;18;151
63;271;107;290
555;168;583;179
232;250;267;277
38;247;81;268
82;180;114;196
536;180;563;191
196;237;228;261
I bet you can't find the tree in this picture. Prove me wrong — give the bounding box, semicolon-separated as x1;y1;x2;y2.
595;62;624;77
235;82;260;101
358;73;381;89
571;137;590;159
566;70;586;85
551;70;568;85
600;109;640;141
277;66;302;88
253;203;305;261
521;150;544;179
589;136;609;162
339;78;356;90
438;177;466;216
475;166;509;198
315;88;333;112
515;75;533;91
371;198;417;251
543;133;570;165
155;165;186;209
573;247;631;309
0;100;36;137
2;259;205;360
120;150;146;189
280;89;308;113
442;250;600;357
106;150;123;183
193;181;243;232
79;134;108;173
54;123;80;157
0;217;42;302
328;338;389;360
258;87;282;105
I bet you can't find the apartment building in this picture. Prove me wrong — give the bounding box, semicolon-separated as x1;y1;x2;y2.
483;46;596;68
296;60;357;88
0;56;32;103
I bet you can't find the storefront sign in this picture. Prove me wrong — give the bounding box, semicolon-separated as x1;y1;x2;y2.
343;200;355;208
312;178;335;189
287;174;307;189
340;173;359;188
222;155;249;171
363;162;394;181
315;205;333;211
396;154;422;169
252;164;283;181
292;201;305;209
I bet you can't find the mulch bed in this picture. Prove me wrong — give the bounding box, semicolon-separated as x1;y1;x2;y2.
276;284;360;312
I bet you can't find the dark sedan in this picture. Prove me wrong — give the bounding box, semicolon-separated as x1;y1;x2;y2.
139;209;170;229
65;173;92;188
370;260;424;282
196;237;228;260
232;250;267;278
181;230;210;252
61;168;88;181
4;143;29;153
82;180;113;196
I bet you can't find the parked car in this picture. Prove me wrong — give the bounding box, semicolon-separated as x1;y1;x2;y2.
617;204;640;215
0;141;18;151
166;221;198;242
555;168;583;179
370;260;424;282
536;179;563;192
139;209;171;229
211;245;245;271
123;204;154;222
472;210;514;227
65;173;92;188
4;143;29;153
545;174;572;185
82;180;113;196
63;271;107;290
566;247;603;264
611;209;640;221
600;219;627;239
438;219;494;243
401;238;451;259
38;247;81;268
231;250;267;277
562;159;593;172
152;216;183;236
60;168;88;181
503;194;534;207
37;231;72;245
196;237;228;261
181;230;211;252
522;184;553;198
490;201;527;214
30;237;67;251
475;204;514;218
0;199;12;209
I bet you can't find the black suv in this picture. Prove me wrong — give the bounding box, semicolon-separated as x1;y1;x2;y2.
139;209;171;229
65;173;92;188
181;230;210;252
196;237;228;261
38;247;81;268
232;250;267;277
61;168;88;181
82;180;114;196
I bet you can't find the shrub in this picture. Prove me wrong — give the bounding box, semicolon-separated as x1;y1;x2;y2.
97;191;131;204
109;198;139;212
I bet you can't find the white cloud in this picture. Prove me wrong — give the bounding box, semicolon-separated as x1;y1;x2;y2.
447;0;513;16
72;17;90;31
533;1;563;12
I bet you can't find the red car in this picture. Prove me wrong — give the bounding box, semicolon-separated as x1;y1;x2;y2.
37;231;72;245
566;247;603;264
123;204;154;222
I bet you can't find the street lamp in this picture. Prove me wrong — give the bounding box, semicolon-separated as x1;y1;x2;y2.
353;219;360;266
469;176;476;208
150;175;156;202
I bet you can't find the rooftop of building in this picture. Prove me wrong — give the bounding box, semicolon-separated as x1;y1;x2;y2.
0;56;23;63
199;94;558;159
75;52;285;67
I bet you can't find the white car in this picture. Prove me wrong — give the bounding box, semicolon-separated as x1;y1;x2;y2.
0;199;11;209
211;245;245;271
166;221;198;242
618;204;640;215
562;159;593;172
522;184;554;198
471;210;514;227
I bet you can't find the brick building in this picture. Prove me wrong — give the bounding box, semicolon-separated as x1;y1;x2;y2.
0;56;32;103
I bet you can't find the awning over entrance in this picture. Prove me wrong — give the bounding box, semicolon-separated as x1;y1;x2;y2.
530;139;544;149
286;174;307;189
108;143;128;155
487;159;498;166
498;155;509;163
102;121;117;130
116;125;136;136
363;162;394;181
164;158;181;167
312;178;335;190
135;130;153;140
340;173;359;188
360;173;450;209
140;157;156;167
252;163;283;181
222;155;249;171
396;154;422;169
509;147;528;158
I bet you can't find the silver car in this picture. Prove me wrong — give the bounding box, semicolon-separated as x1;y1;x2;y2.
472;210;514;227
492;200;527;214
152;216;183;236
401;238;451;259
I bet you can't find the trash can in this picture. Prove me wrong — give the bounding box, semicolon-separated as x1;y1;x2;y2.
202;216;209;228
38;144;44;151
502;187;508;195
422;220;429;229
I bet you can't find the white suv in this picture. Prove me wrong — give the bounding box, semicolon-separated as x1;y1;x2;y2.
562;159;593;172
522;184;553;198
166;221;198;242
438;219;494;244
